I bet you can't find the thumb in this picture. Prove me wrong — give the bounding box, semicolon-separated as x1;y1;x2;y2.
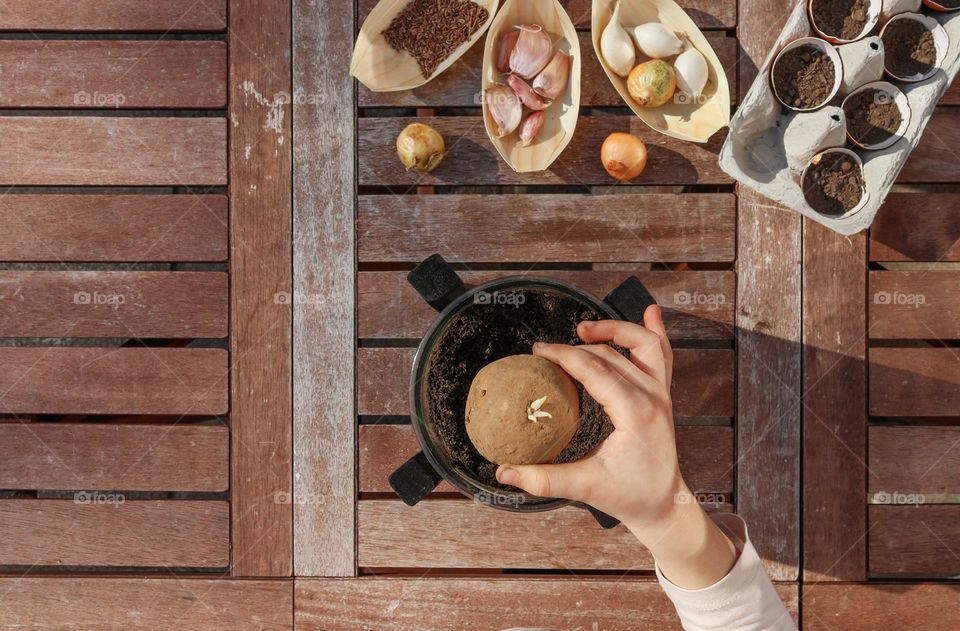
496;461;592;501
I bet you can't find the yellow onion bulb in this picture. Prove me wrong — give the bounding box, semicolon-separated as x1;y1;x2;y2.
627;60;677;109
601;132;648;182
396;123;446;173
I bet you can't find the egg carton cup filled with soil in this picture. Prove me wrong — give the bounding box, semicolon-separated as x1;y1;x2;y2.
719;0;960;235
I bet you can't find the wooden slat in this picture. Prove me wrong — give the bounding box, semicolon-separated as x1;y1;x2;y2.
0;194;228;262
0;118;226;186
297;578;798;631
0;500;228;567
358;194;736;263
0;1;227;31
869;271;960;340
359;271;735;341
0;271;228;338
358;0;738;29
359;424;734;495
0;423;228;491
899;110;960;183
869;505;960;575
359;347;734;418
869;426;960;495
359;33;738;107
802;222;867;582
359;499;731;570
0;347;227;416
293;0;356;578
358;117;730;186
870;193;960;262
803;583;960;629
230;0;293;577
0;41;226;108
870;348;960;417
0;579;292;630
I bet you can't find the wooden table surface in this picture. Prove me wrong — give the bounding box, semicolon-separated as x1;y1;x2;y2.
0;0;958;629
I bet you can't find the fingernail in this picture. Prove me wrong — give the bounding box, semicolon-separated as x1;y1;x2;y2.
580;320;595;329
497;466;519;486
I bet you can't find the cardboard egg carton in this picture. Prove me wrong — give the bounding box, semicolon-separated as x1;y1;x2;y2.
719;2;960;235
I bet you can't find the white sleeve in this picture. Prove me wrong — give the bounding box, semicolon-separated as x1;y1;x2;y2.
655;513;797;631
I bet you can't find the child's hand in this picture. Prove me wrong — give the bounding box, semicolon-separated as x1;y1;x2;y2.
496;305;737;588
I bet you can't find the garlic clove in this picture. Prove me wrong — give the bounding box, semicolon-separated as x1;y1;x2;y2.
497;29;520;73
631;22;684;59
509;24;553;80
600;1;636;78
507;74;551;111
485;83;523;138
674;47;708;99
519;111;545;147
532;50;571;100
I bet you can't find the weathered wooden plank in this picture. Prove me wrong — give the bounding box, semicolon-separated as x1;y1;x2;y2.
0;118;226;186
359;270;735;341
869;505;960;575
802;222;866;582
358;0;738;29
359;424;734;495
359;347;735;418
0;194;228;262
293;0;356;579
736;0;802;583
0;500;228;567
358;194;736;263
358;117;729;186
230;0;293;578
0;41;226;108
0;423;228;492
0;348;227;416
0;578;292;630
296;579;798;631
869;426;960;496
870;348;960;417
358;500;731;570
803;583;960;629
899;110;960;183
359;33;738;107
869;271;960;340
870;193;960;262
0;271;227;339
0;1;227;31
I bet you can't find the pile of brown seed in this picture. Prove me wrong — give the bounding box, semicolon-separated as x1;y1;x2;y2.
383;0;489;78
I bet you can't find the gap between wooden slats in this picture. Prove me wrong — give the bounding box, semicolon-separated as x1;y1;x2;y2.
0;271;227;338
0;423;228;491
0;41;226;109
0;194;228;262
0;1;227;31
0;347;228;416
359;270;735;341
0;500;228;567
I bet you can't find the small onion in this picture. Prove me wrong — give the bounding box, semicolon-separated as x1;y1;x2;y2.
674;48;708;99
628;60;677;108
631;23;684;58
601;132;648;182
396;123;446;173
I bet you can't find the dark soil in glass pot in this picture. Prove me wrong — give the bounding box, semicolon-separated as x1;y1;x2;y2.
810;0;870;40
882;18;938;79
426;287;613;488
843;87;903;147
772;44;837;109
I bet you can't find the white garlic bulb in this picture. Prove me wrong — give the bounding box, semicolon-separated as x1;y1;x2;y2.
600;1;635;78
631;23;684;59
674;47;708;98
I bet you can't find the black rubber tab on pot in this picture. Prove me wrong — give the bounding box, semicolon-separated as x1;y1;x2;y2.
585;504;621;529
389;451;444;507
407;253;467;312
603;276;657;324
